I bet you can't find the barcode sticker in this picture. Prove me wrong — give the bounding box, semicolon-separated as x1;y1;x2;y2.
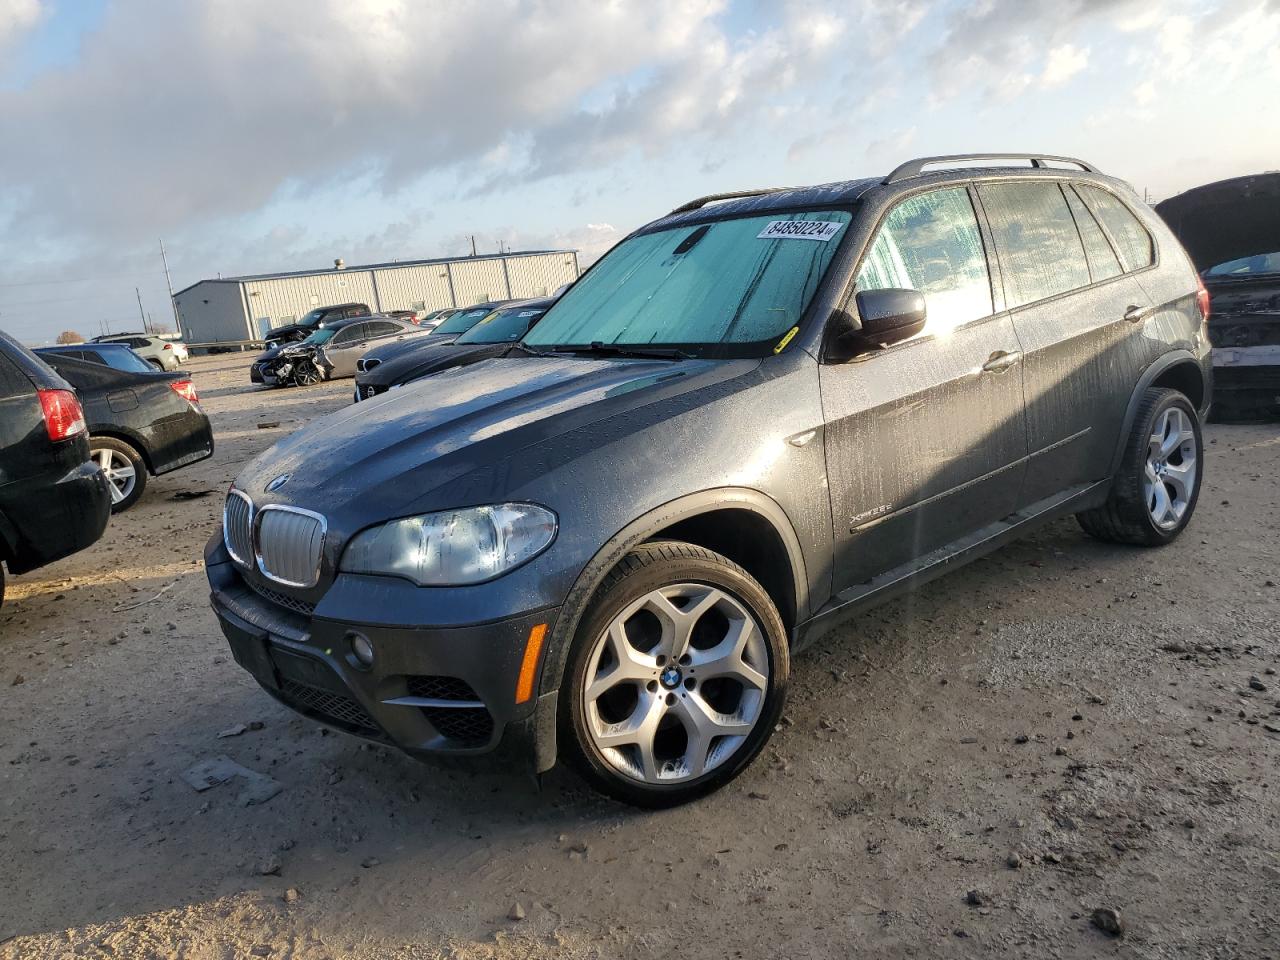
757;220;844;241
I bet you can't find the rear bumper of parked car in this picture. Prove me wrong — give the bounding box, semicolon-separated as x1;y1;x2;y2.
205;537;557;760
1212;346;1280;415
2;459;111;574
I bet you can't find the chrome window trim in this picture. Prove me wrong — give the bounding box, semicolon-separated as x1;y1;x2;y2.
253;503;328;588
223;488;255;568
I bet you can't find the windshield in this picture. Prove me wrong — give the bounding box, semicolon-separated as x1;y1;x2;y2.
301;327;338;345
524;211;851;356
435;307;495;335
455;306;546;345
299;308;326;326
1206;250;1280;278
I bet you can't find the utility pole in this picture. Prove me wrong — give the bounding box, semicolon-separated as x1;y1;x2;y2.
469;235;477;257
136;287;148;333
160;238;181;335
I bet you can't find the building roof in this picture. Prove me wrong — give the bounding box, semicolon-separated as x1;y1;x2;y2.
173;249;576;297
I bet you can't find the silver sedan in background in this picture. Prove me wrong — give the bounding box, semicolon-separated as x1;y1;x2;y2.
316;316;429;379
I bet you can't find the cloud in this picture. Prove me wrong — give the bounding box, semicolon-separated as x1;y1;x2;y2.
1040;43;1090;87
0;0;43;51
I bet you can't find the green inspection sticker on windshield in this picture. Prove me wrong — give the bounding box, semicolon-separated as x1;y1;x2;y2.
757;220;844;241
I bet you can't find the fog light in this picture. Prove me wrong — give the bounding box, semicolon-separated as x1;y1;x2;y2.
349;632;374;667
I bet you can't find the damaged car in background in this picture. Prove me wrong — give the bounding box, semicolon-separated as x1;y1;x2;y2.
251;316;422;387
1157;172;1280;419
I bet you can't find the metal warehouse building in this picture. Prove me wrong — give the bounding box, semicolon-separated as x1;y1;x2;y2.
173;250;580;344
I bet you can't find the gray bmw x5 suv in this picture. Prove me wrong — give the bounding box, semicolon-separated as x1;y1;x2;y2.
207;153;1211;807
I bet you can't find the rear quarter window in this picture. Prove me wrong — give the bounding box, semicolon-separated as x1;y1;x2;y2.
1077;185;1155;272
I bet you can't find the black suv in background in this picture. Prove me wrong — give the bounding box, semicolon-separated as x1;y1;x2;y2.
263;302;372;347
209;154;1210;807
0;330;111;606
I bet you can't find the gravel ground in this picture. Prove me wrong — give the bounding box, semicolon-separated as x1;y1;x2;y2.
1;353;1277;959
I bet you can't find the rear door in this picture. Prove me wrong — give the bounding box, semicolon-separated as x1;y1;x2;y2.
822;186;1028;592
976;180;1154;505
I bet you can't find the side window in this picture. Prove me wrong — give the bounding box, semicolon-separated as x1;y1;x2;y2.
855;187;993;337
1064;186;1122;283
332;323;367;345
1076;185;1155;272
977;182;1091;309
364;321;399;338
347;305;370;318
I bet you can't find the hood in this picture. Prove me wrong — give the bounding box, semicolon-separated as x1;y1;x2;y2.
1155;172;1280;273
236;354;755;522
360;332;458;369
363;339;485;386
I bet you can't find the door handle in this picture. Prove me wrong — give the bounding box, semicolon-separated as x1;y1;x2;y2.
1123;304;1149;324
981;350;1022;373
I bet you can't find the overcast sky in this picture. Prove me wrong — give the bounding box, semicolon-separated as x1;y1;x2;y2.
1;0;1277;344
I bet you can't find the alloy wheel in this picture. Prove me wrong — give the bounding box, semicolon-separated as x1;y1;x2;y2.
94;447;137;505
1144;406;1197;530
581;582;770;784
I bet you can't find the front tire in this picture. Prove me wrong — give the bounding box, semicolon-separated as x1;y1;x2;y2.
561;541;789;808
1077;387;1202;545
91;437;147;513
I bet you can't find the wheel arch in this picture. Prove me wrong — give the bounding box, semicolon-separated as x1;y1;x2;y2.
1109;351;1207;477
530;488;808;772
89;429;154;475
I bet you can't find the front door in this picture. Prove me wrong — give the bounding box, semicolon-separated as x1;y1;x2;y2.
821;186;1028;593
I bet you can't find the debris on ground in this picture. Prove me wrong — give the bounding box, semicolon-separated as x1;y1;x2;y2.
180;755;283;807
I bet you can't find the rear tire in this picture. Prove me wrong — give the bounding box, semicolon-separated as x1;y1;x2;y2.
90;437;148;513
0;562;6;608
148;359;164;371
561;540;789;808
1077;388;1202;546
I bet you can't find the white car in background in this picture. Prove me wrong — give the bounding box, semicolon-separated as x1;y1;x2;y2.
91;333;188;371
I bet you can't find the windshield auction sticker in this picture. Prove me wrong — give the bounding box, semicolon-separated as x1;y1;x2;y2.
757;220;844;241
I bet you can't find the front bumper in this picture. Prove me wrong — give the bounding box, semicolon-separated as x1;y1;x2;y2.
206;546;559;760
250;363;265;384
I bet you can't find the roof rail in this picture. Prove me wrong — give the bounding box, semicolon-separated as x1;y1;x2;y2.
667;187;794;216
883;153;1098;185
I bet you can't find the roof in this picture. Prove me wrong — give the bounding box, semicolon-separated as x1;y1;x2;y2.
173;249;577;297
650;179;881;231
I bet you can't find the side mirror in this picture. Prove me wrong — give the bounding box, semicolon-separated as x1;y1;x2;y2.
825;288;927;362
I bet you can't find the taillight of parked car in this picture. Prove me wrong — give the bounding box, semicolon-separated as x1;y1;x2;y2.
1195;277;1211;325
163;342;173;350
170;380;199;404
37;388;87;441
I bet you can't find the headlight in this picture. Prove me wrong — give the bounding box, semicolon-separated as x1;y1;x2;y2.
339;503;557;585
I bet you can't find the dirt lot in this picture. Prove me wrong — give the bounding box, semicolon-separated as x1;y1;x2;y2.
1;353;1277;959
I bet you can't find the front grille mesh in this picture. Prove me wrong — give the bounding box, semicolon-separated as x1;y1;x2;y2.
224;491;253;566
257;508;325;587
422;706;494;746
246;578;316;616
406;676;482;703
281;679;378;732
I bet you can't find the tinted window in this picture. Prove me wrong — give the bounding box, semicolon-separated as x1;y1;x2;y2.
435;307;494;335
331;323;367;345
1206;251;1280;277
1064;186;1122;282
457;307;546;345
856;187;992;336
96;347;154;373
1077;185;1154;272
525;211;852;352
978;182;1091;309
364;321;400;338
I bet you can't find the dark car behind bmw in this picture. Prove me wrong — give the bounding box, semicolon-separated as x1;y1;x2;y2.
0;330;111;605
1157;172;1280;418
353;297;555;402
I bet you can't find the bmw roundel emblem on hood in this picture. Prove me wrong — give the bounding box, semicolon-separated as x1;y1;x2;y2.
265;473;291;493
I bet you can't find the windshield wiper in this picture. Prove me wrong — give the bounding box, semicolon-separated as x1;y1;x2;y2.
512;342;554;358
546;342;694;360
